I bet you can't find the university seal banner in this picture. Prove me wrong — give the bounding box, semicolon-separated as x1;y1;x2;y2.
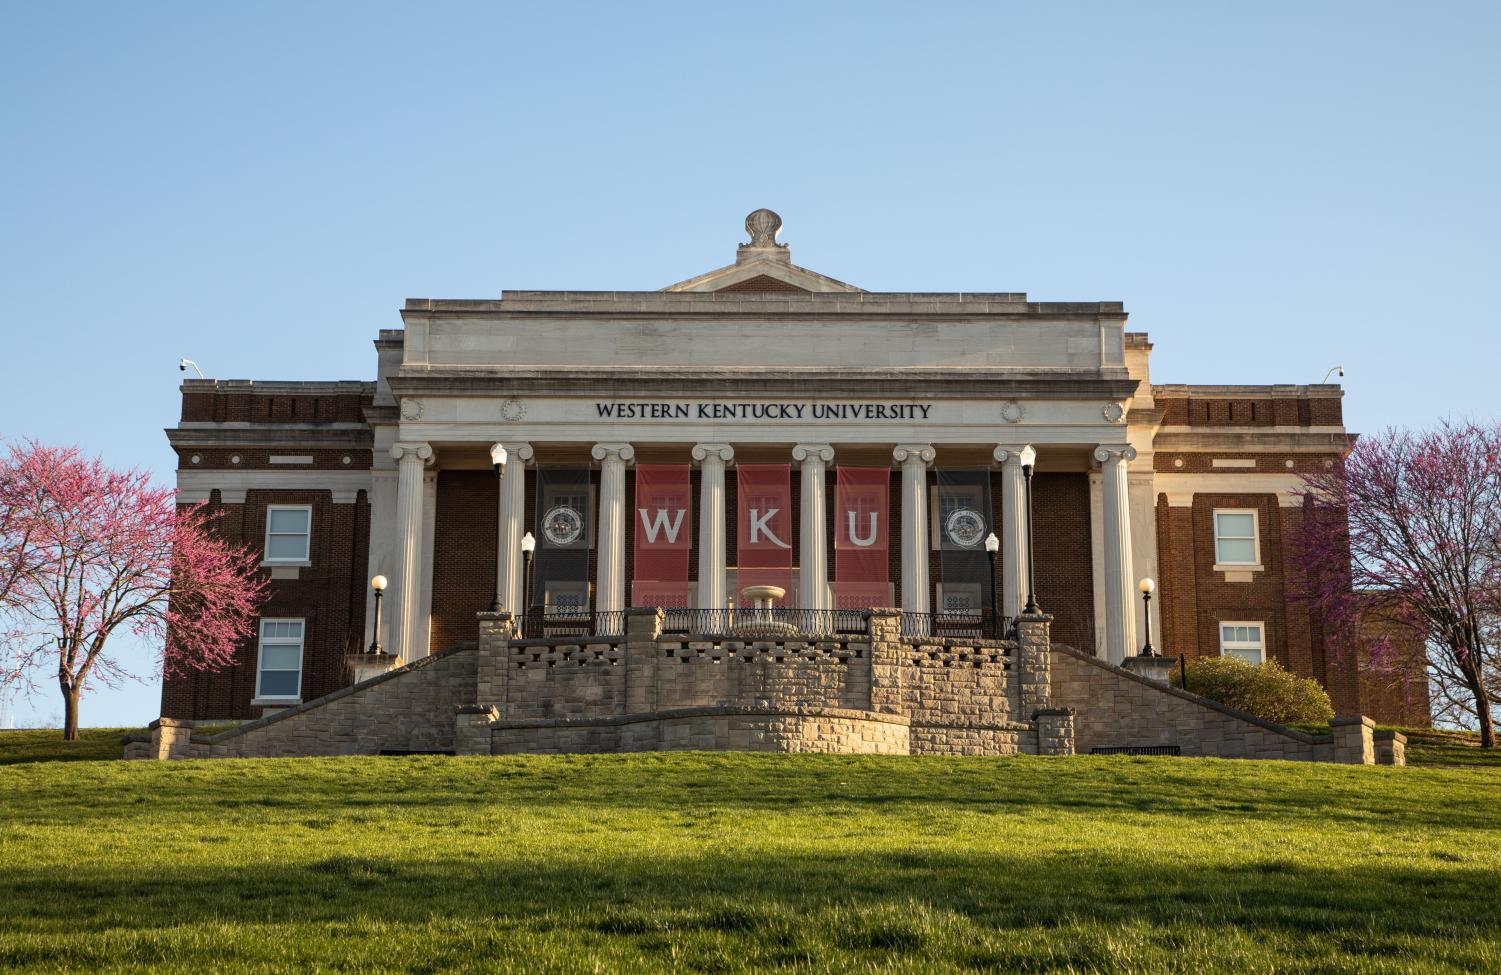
935;469;993;624
735;464;794;604
632;464;692;608
834;467;890;609
533;466;592;616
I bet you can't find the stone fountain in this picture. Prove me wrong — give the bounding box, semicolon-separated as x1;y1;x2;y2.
731;585;800;638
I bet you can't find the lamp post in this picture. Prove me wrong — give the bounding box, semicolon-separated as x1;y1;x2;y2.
367;575;388;654
488;444;507;612
520;531;536;631
1020;445;1040;615
1138;577;1156;656
984;532;1001;638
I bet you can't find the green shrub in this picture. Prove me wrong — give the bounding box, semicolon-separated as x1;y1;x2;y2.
1172;655;1334;725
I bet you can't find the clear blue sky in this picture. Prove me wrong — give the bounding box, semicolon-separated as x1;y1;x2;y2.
2;2;1497;727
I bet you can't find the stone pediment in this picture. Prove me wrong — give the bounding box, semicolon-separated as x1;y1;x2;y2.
662;208;863;294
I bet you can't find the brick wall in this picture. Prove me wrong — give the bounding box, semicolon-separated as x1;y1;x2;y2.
161;489;370;720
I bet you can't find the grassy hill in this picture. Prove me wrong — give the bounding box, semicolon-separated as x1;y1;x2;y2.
1;735;1499;973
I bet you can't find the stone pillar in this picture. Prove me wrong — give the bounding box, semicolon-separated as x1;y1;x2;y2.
866;607;904;716
893;444;935;619
692;443;734;613
1035;707;1076;756
993;444;1032;621
1094;444;1138;664
624;607;665;715
1331;714;1376;765
1374;728;1407;766
592;443;635;624
390;441;432;662
495;442;533;613
454;704;499;756
793;443;834;612
1014;612;1054;719
475;610;516;705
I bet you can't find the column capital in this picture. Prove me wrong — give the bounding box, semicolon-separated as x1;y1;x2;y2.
1093;444;1138;464
893;444;935;466
692;443;735;465
792;443;834;464
591;442;636;465
494;441;533;464
993;444;1036;466
390;442;433;464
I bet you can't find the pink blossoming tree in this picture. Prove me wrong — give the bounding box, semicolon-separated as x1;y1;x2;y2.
0;442;267;739
1294;421;1501;746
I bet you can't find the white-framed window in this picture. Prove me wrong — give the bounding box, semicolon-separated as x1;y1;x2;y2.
264;505;312;563
255;618;305;701
1212;509;1260;567
1219;621;1266;664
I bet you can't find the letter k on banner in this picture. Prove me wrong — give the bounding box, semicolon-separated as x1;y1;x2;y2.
736;464;794;603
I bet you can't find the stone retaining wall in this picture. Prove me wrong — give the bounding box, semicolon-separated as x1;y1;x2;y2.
127;606;1396;764
1050;645;1344;761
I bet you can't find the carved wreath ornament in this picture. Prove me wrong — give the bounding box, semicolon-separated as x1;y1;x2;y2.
1102;402;1126;423
499;399;527;422
399;398;423;421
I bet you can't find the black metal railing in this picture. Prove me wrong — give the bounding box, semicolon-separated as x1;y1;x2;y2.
899;612;1015;640
657;607;869;637
517;609;627;640
512;607;1014;640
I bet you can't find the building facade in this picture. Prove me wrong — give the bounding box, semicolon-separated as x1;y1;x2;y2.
161;210;1428;729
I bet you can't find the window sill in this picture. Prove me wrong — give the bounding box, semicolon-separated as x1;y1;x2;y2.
261;560;312;569
251;697;302;708
1213;563;1263;573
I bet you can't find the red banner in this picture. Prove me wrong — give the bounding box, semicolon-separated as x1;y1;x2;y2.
632;464;692;607
835;467;891;609
736;464;794;604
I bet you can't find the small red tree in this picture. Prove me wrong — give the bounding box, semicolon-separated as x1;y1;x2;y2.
0;442;268;739
1294;421;1501;746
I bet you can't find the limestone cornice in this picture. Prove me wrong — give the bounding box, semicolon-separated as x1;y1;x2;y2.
166;425;373;449
402;293;1126;319
1152;383;1344;399
386;371;1140;401
1153;429;1354;453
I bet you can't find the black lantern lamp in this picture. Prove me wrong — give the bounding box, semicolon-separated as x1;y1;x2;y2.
367;574;388;654
1138;577;1157;656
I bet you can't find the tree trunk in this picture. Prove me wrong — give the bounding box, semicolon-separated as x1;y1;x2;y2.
62;686;80;741
1463;663;1495;749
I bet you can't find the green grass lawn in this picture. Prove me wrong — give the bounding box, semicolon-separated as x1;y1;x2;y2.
1;738;1500;974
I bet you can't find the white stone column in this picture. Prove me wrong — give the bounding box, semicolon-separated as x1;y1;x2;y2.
893;444;935;618
1094;444;1138;664
493;442;533;614
993;444;1032;621
692;443;734;613
792;444;834;612
592;443;635;625
389;441;432;662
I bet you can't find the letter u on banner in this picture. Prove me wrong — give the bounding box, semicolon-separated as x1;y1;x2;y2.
736;464;794;604
632;464;692;607
835;467;890;609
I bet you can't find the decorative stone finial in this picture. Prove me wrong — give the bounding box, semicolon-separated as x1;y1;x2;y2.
744;208;785;249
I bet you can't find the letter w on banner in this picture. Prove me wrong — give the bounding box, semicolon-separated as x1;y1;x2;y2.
835;467;890;609
632;464;692;608
736;464;794;604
